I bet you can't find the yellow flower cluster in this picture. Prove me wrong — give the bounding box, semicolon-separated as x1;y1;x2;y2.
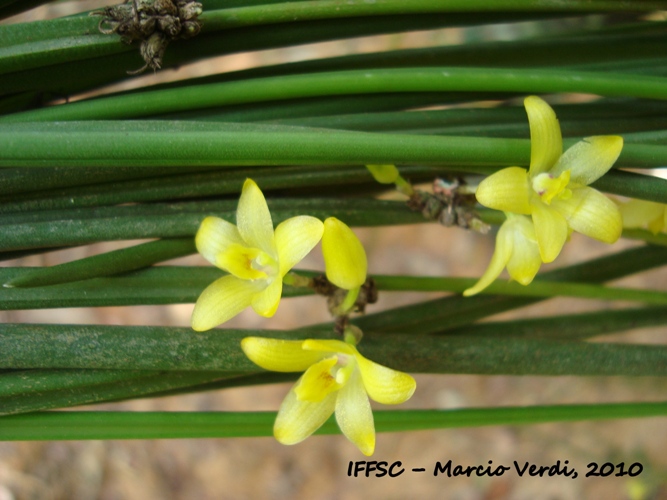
465;96;624;296
191;178;414;455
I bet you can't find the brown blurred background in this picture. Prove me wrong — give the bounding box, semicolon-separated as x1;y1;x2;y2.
1;2;666;499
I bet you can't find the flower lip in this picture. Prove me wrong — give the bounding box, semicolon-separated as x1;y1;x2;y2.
531;170;571;205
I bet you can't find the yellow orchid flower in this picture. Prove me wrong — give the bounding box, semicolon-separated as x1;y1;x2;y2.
191;179;324;331
617;198;667;234
241;336;416;456
475;96;623;263
463;214;542;296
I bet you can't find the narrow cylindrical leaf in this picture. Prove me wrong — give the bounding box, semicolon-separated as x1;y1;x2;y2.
1;323;666;376
6;238;196;288
0;198;423;252
0;370;238;416
0;402;665;440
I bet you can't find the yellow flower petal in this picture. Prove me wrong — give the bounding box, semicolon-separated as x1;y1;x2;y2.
251;278;283;317
190;275;261;331
366;164;399;184
274;379;337;445
274;215;324;276
550;136;623;186
294;357;341;402
524;95;562;177
553;187;622;244
195;216;244;267
463;216;515;297
355;352;416;405
240;337;325;372
322;217;367;289
475;167;532;214
236;178;277;257
531;202;568;263
335;368;375;456
505;216;541;285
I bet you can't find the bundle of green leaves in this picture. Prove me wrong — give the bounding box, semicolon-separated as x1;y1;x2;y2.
0;0;666;453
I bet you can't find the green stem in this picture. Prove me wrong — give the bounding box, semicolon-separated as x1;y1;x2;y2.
2;121;667;171
446;306;667;340
201;0;665;32
0;266;312;309
4;262;667;309
0;164;445;213
1;323;667;376
353;245;667;334
0;370;238;416
591;169;667;204
163;97;667;144
0;401;665;439
372;275;667;304
0;166;219;197
0;369;153;398
150;24;667;91
5;238;196;288
0;14;530;97
7;68;667;122
0;198;421;252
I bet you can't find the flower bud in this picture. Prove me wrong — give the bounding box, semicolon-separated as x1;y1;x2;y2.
322;217;367;289
366;164;399;184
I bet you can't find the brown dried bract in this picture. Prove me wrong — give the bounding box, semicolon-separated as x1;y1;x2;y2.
91;0;203;74
407;177;490;233
312;275;378;324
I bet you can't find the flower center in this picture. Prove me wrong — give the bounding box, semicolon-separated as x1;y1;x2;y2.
216;243;278;281
294;354;355;402
531;170;572;205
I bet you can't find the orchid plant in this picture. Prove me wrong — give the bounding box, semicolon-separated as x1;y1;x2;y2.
1;2;667;484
